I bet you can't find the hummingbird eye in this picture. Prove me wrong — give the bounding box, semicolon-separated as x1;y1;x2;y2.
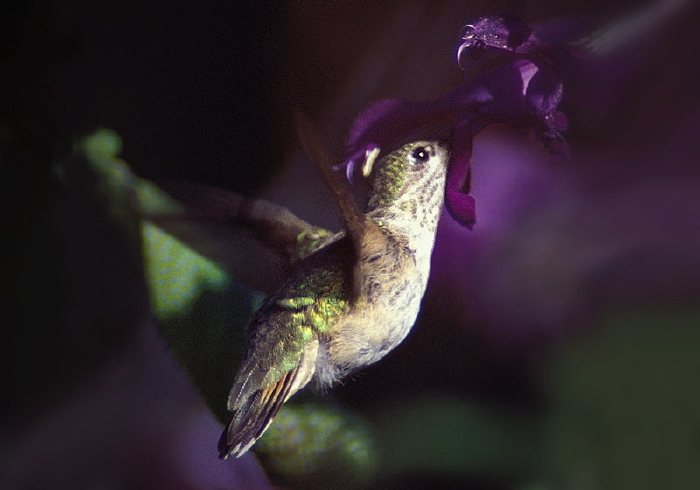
410;145;432;164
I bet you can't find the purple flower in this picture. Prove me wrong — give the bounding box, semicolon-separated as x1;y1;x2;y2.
423;5;700;349
342;14;575;228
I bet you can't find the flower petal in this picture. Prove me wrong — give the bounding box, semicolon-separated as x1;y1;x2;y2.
343;14;576;227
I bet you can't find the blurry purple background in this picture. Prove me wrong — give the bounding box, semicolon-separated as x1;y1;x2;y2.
8;0;700;488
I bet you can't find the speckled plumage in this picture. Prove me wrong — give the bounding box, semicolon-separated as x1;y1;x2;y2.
220;140;450;458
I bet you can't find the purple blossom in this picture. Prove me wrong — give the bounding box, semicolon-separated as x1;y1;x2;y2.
342;14;575;228
423;4;700;349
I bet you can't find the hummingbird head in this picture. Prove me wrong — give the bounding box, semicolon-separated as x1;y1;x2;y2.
365;139;450;217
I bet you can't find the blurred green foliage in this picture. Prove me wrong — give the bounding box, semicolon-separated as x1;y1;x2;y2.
375;397;540;482
255;401;378;489
78;128;379;488
544;308;700;489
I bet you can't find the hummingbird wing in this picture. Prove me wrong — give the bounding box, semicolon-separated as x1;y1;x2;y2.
140;182;334;294
162;182;334;262
294;112;389;303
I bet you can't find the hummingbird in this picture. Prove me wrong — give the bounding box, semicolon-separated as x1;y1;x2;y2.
218;116;451;458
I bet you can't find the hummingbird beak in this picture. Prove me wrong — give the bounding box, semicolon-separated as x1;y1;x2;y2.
361;147;381;177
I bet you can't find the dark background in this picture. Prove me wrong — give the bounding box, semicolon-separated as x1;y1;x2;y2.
6;1;700;489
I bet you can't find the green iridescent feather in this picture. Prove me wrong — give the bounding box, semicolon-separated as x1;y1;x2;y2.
367;145;411;208
252;259;351;388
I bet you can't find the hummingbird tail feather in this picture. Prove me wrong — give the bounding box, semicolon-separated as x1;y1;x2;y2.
218;365;300;459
